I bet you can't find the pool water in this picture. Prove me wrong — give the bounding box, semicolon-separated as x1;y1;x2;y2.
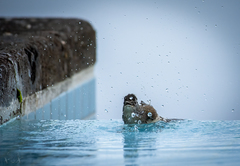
0;119;240;166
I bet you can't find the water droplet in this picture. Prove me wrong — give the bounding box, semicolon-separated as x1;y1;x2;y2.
161;105;164;107
131;112;136;118
16;115;20;120
97;114;99;117
138;120;142;124
79;21;81;24
148;112;152;117
26;24;31;29
129;96;133;100
232;109;235;112
166;88;169;92
134;125;138;131
105;109;108;113
147;100;151;105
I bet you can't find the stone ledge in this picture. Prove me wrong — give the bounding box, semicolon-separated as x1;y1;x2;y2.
0;18;96;124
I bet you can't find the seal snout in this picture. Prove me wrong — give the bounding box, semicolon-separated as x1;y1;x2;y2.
123;94;138;106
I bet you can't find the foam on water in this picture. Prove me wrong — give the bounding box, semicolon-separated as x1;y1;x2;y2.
0;119;240;166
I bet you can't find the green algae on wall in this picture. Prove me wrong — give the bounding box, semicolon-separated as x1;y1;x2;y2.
17;89;22;103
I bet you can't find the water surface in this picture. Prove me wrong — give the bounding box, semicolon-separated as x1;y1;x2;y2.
0;119;240;166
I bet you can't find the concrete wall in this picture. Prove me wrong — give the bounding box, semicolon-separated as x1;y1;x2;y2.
0;18;96;124
23;68;96;121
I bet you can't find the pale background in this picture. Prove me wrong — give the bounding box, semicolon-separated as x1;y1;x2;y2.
1;0;240;120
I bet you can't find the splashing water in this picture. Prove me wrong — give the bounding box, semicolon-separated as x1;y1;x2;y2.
148;112;152;117
131;112;135;118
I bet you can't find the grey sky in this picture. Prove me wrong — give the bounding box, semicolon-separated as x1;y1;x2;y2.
1;0;240;120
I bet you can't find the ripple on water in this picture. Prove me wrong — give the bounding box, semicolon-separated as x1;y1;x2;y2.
0;119;240;166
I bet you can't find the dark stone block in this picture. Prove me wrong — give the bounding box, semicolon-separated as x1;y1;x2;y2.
0;18;96;124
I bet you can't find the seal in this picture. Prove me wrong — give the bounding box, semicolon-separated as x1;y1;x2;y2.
122;94;166;124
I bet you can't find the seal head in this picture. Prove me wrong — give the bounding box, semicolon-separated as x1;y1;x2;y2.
122;94;166;124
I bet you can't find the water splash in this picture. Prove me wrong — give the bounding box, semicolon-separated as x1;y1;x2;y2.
148;112;152;117
131;112;135;118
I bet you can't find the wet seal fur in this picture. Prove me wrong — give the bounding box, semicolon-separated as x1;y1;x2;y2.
122;94;167;124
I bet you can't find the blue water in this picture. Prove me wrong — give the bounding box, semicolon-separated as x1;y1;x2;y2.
0;119;240;166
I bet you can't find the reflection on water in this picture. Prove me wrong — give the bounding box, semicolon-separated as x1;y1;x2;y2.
123;126;158;164
0;119;240;166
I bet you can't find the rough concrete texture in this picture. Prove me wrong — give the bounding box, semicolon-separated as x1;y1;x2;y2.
0;18;96;124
